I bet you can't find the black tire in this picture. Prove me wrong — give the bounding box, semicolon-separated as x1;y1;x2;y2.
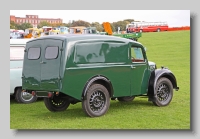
153;77;173;107
44;96;70;112
15;87;37;104
118;96;135;102
157;28;160;32
82;84;110;117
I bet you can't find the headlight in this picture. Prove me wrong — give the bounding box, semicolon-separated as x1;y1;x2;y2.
148;61;157;71
149;65;156;71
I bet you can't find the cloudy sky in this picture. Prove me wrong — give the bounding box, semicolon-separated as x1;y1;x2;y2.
10;10;190;27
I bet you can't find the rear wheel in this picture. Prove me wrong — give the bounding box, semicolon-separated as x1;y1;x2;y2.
153;77;173;106
44;95;70;112
82;84;110;117
157;28;160;32
15;87;37;104
118;96;135;102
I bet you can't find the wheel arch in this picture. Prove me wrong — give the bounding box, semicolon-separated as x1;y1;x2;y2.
147;69;179;101
157;28;161;32
81;75;114;100
154;69;179;91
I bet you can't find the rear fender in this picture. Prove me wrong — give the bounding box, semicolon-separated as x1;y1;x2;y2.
81;75;113;100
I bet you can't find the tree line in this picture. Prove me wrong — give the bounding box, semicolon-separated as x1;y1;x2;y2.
10;19;136;32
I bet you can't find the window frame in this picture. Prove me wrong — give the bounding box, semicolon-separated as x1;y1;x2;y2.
27;47;41;60
130;45;146;63
44;46;59;60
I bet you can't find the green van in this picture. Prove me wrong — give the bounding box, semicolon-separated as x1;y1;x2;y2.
22;34;179;117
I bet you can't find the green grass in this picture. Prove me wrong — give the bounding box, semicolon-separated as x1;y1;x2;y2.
10;30;190;129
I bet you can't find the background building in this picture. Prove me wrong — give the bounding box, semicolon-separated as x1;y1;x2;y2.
10;15;63;28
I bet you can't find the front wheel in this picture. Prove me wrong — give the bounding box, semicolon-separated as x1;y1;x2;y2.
82;84;110;117
15;87;37;104
153;77;173;106
44;96;70;112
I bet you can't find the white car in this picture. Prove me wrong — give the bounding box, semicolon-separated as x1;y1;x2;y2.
10;39;37;103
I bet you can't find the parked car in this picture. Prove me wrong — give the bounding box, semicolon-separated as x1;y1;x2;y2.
10;39;37;103
22;34;179;117
10;31;24;39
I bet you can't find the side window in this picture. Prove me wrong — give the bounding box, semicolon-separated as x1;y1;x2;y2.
45;46;59;59
28;47;41;60
74;42;128;64
10;46;24;60
131;46;145;62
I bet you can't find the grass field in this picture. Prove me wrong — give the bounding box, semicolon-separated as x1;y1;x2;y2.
10;30;190;129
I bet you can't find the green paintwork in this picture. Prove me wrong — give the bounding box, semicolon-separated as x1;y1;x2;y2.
22;34;151;101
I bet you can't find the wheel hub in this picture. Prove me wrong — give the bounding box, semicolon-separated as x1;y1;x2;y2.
21;92;33;101
157;83;169;101
90;91;105;112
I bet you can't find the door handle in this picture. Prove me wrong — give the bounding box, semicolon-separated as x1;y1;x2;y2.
131;65;136;69
40;61;46;64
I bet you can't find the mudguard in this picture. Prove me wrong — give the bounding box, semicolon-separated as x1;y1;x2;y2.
148;67;179;101
82;75;114;100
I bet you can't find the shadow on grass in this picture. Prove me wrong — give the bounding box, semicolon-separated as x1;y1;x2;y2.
11;95;155;119
28;97;155;119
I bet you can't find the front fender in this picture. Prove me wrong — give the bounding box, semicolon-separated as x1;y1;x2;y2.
148;67;179;101
154;68;179;91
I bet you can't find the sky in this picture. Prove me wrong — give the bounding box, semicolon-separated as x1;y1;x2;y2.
10;10;190;27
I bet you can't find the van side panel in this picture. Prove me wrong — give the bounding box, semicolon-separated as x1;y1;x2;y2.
61;41;131;100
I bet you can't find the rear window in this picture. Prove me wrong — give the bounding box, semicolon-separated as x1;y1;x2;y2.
28;47;41;60
45;46;59;59
10;46;24;60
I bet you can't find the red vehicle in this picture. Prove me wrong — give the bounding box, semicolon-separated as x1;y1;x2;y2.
126;21;168;33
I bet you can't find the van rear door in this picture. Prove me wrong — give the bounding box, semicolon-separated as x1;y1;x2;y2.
40;39;63;91
22;39;63;91
23;39;43;90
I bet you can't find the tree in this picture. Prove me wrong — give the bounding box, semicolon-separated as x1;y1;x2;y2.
37;21;51;28
71;20;91;27
10;21;16;29
17;23;33;30
90;22;104;32
62;23;71;28
110;23;116;33
123;19;135;23
51;23;65;27
112;21;129;31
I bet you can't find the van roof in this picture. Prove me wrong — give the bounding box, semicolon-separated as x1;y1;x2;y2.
27;34;142;45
